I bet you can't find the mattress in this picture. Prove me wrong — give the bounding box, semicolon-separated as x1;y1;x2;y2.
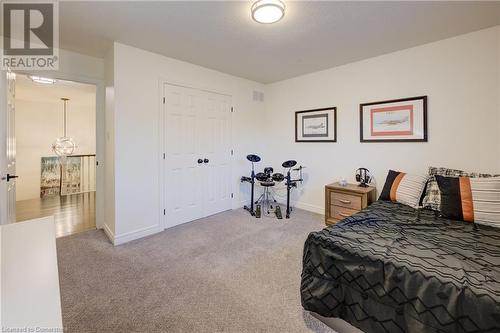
301;200;500;333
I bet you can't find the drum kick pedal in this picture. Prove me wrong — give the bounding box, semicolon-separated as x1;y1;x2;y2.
243;205;255;216
275;205;283;220
255;204;262;218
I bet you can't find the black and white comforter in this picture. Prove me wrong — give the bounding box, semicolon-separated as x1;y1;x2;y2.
301;201;500;333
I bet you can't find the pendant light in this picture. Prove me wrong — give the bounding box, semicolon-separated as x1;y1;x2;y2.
52;98;76;157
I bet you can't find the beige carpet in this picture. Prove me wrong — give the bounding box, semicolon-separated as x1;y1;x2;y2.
56;208;339;333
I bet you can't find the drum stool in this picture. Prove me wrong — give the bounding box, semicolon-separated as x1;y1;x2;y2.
255;181;277;215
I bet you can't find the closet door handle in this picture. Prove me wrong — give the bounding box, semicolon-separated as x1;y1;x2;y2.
203;158;209;164
197;159;203;164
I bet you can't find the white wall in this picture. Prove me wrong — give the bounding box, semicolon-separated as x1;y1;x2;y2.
15;48;106;228
498;29;500;168
263;26;500;214
23;48;105;83
105;26;500;244
103;47;116;237
110;42;265;244
15;87;96;201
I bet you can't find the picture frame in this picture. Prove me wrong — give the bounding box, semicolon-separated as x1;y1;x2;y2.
295;107;337;142
360;96;427;142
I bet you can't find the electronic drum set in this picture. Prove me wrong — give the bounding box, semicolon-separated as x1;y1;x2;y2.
241;154;304;219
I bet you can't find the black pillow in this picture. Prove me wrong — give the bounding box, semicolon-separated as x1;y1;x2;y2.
379;170;402;201
435;175;474;222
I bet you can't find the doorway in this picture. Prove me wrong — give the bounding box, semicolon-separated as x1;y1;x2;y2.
14;74;97;237
163;83;233;228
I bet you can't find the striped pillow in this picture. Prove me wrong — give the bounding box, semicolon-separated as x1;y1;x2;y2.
422;166;497;211
380;170;428;208
436;175;500;227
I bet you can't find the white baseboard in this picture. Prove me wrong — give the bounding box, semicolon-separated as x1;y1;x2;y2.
104;200;320;245
237;196;324;215
102;221;166;246
292;201;324;215
102;223;115;244
266;199;324;215
113;224;163;246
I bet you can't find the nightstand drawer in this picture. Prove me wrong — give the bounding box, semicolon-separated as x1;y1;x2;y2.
330;192;362;210
330;205;359;220
325;182;376;226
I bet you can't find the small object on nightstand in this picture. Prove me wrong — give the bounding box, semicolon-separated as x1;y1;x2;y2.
339;177;347;187
325;182;376;225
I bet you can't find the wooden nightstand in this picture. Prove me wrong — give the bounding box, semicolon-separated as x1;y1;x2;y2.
325;182;377;225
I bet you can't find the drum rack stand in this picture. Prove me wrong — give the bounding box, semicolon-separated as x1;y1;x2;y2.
243;169;256;216
284;167;303;219
241;154;260;216
242;155;304;219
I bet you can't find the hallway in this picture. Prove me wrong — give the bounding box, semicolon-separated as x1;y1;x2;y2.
16;192;96;238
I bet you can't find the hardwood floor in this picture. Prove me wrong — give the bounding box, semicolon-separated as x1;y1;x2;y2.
16;192;96;238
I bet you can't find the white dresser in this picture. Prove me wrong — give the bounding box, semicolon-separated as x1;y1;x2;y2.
1;216;63;331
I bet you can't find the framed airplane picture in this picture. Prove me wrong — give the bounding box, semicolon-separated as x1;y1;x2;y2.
295;107;337;142
360;96;427;142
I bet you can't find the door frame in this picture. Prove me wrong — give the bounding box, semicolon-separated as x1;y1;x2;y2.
11;70;105;230
0;70;8;225
158;79;235;230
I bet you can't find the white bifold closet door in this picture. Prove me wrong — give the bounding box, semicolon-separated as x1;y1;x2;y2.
164;83;232;228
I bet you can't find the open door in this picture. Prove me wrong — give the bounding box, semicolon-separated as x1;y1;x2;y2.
0;70;16;225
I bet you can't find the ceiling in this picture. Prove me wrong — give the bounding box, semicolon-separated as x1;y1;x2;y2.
59;1;500;83
16;75;96;106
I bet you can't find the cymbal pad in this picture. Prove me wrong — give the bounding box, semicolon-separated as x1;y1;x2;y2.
282;160;297;168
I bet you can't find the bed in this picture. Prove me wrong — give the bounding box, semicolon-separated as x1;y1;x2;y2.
300;200;500;333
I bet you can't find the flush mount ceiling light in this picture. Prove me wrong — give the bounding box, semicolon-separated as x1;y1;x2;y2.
29;76;56;84
251;0;285;24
